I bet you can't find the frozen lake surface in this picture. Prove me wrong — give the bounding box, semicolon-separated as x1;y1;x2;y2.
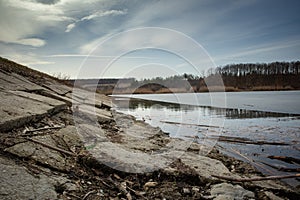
112;91;300;186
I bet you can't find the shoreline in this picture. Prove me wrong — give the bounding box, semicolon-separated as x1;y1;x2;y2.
99;87;300;95
0;60;299;199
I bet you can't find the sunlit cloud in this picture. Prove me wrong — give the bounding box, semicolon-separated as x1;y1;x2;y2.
65;9;127;32
15;38;46;47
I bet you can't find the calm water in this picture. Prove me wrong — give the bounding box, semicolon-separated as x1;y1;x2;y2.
112;91;300;186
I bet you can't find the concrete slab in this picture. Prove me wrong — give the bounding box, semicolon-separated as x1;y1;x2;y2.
0;156;58;200
10;90;66;109
70;88;112;108
210;183;255;200
5;135;71;171
42;81;72;95
0;91;66;131
180;152;234;182
0;71;43;91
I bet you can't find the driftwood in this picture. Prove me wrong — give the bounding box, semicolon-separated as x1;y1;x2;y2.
160;120;220;128
212;136;289;146
260;161;300;172
26;137;76;156
268;156;300;164
212;173;300;182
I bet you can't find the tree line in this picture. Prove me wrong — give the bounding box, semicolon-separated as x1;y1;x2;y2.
213;61;300;76
127;61;300;92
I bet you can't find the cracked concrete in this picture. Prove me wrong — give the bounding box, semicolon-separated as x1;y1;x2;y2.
0;91;66;132
0;156;58;200
5;135;71;171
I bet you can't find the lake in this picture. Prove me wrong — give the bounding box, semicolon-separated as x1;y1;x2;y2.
111;91;300;186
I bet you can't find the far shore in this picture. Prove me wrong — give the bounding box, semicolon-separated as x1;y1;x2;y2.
98;86;300;95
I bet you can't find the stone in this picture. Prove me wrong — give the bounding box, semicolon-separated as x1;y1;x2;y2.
210;183;255;200
0;91;65;131
0;156;58;200
54;126;83;148
5;135;70;171
183;187;191;194
264;191;284;200
179;152;235;182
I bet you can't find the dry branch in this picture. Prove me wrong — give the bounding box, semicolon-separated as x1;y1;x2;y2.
212;174;300;182
268;155;300;164
23;125;64;134
82;190;97;200
160;120;220;128
26;137;76;156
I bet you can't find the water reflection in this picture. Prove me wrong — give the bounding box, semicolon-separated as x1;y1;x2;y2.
113;97;294;119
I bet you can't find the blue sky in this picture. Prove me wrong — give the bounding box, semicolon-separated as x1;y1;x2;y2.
0;0;299;78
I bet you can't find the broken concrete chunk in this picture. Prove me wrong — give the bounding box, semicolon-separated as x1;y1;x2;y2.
180;152;234;182
54;126;83;148
0;71;44;91
264;191;284;200
0;91;66;132
210;183;255;200
0;156;58;200
10;90;66;109
42;81;72;95
5;135;70;171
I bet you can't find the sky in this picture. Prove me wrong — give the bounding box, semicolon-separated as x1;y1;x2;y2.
0;0;300;79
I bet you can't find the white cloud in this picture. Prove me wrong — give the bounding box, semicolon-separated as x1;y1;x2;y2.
218;39;300;61
45;54;157;60
65;9;127;32
215;38;300;63
15;38;46;47
1;53;54;66
81;9;127;21
0;0;112;45
65;23;76;33
0;0;67;46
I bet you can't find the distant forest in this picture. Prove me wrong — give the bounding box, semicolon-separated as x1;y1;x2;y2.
69;61;300;94
112;61;300;94
211;61;300;91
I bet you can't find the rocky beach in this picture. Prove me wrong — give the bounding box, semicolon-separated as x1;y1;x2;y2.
0;57;299;199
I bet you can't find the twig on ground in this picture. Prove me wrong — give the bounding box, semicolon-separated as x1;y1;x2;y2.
65;193;81;199
212;173;300;182
26;137;76;156
23;125;64;134
82;190;97;200
126;186;147;199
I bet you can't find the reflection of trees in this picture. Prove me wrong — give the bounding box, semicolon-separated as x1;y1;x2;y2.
114;98;192;112
225;109;291;119
114;98;294;119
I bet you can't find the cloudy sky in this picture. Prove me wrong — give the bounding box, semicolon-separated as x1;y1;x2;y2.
0;0;299;79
